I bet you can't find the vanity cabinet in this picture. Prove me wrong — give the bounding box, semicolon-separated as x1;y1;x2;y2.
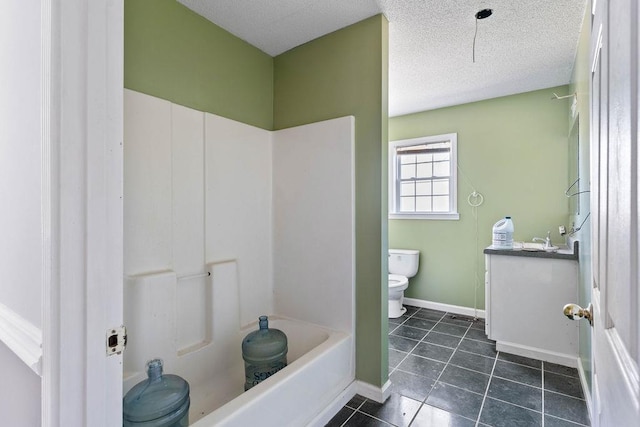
484;248;579;366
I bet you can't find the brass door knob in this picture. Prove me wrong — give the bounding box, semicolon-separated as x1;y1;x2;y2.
563;303;593;326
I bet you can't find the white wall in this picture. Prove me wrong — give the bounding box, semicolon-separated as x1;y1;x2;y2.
273;117;355;333
123;91;355;403
0;1;43;423
0;342;41;425
205;113;273;327
123;90;273;400
0;0;42;328
124;91;173;274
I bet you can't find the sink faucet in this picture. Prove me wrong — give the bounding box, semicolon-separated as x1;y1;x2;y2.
533;231;553;249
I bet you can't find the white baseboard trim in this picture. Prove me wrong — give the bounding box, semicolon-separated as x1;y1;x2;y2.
356;379;392;403
495;341;579;368
404;297;486;319
577;358;594;424
307;379;393;426
0;302;42;375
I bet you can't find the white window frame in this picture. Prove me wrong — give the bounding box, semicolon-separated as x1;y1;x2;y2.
388;133;459;220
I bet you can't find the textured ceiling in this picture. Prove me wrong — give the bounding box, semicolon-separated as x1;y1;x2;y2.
178;0;588;116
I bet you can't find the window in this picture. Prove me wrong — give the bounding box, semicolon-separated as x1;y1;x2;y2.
389;133;459;220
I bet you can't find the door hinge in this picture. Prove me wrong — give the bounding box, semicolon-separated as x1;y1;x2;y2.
106;326;127;355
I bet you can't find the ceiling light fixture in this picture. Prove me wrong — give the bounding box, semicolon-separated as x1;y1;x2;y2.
473;8;493;63
475;8;493;20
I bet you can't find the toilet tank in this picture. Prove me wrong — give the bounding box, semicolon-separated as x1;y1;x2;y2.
388;249;420;278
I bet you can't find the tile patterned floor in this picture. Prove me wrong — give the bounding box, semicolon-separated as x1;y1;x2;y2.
326;305;590;427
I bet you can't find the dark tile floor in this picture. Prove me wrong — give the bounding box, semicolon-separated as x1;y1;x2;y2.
326;305;590;427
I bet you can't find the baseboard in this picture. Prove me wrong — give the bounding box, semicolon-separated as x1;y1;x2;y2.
356;379;392;403
404;297;486;319
307;379;392;426
495;341;579;368
577;358;594;425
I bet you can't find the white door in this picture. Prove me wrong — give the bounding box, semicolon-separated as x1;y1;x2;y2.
2;1;124;425
590;0;640;425
40;1;124;425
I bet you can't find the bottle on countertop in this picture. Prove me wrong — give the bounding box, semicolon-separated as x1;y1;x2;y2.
492;216;514;249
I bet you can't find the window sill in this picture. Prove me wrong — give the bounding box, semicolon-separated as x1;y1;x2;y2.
389;212;460;220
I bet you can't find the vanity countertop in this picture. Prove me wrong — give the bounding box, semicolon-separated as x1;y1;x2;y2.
483;240;579;261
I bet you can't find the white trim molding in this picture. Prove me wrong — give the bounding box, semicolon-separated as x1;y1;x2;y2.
42;0;124;426
388;133;459;220
389;212;460;220
495;341;579;368
356;379;392;403
309;379;394;425
0;302;43;375
404;297;486;319
577;357;594;422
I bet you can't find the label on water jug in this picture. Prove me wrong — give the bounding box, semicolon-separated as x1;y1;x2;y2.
244;360;287;390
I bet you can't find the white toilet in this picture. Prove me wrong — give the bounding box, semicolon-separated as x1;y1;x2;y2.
388;249;420;318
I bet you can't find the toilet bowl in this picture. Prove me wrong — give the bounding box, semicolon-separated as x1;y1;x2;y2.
388;249;420;319
388;274;409;318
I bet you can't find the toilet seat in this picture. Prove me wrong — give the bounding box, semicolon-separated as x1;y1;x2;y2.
388;274;408;290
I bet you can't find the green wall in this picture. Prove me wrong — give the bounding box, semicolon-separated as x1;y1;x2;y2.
273;15;390;387
569;2;592;391
124;0;274;129
389;86;570;309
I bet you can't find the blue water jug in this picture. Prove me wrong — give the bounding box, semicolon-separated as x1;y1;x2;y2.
242;316;288;391
123;359;190;426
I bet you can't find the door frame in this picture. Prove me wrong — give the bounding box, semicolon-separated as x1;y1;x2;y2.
589;0;640;425
41;1;124;425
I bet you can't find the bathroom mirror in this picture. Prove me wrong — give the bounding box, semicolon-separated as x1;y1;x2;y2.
568;116;580;215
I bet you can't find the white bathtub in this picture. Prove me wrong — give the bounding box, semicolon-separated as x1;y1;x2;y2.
189;317;354;427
